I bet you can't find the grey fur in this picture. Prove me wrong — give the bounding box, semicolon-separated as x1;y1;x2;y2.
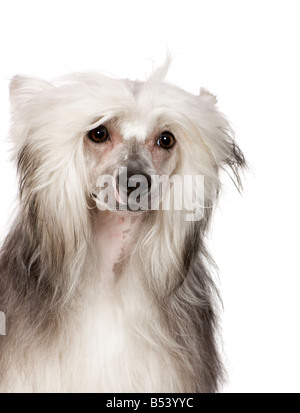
0;70;246;393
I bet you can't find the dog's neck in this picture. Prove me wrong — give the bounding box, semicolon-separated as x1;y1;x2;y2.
93;211;139;289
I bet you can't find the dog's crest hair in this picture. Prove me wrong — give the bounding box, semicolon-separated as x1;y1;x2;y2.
0;60;245;393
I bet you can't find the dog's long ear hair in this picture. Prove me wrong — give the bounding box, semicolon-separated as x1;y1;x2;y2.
130;62;246;391
198;86;246;192
6;76;91;307
136;62;246;297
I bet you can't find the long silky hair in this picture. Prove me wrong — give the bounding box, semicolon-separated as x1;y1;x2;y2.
0;61;245;392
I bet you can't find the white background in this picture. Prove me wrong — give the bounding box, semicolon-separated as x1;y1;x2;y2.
1;0;299;393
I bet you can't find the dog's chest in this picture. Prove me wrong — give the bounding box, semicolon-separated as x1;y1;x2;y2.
57;294;176;392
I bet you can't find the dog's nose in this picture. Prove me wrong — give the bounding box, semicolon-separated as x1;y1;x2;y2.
126;169;152;195
117;168;152;197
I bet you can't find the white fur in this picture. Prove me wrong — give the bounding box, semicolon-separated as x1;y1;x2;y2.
0;60;245;393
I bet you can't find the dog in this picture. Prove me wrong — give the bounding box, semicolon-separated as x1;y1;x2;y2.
0;60;245;392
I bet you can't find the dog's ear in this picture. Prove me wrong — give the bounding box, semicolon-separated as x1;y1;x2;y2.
199;87;246;191
9;75;54;107
199;87;218;105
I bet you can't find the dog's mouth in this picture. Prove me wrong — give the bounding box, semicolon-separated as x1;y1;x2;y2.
91;190;153;213
92;167;156;213
91;191;152;212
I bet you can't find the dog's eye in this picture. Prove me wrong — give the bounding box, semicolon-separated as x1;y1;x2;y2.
88;125;110;143
157;132;176;149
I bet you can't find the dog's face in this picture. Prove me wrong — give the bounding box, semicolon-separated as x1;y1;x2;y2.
84;113;179;212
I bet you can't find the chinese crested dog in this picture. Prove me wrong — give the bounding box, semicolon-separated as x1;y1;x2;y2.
0;60;245;392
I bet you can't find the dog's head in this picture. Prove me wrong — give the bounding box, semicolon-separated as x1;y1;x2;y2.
9;61;245;227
